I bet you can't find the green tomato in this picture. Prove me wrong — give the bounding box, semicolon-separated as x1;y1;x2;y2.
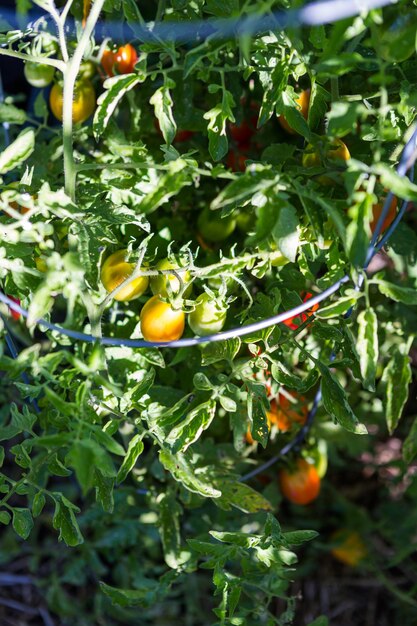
24;62;55;88
236;211;256;233
197;208;236;243
150;258;192;298
188;293;227;336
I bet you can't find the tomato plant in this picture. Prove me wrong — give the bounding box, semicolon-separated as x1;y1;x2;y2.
1;1;417;624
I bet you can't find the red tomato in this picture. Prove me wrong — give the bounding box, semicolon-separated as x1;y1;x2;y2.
279;458;320;505
8;296;21;321
226;148;249;172
269;392;308;433
229;101;259;145
283;292;319;330
101;44;138;77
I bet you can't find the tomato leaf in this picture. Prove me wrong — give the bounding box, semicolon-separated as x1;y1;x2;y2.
150;84;177;145
272;203;300;263
381;348;411;434
159;449;221;499
116;435;144;483
93;74;142;139
319;365;367;434
166;400;216;453
52;495;83;547
215;480;273;513
0;128;34;174
12;507;34;539
357;308;378;391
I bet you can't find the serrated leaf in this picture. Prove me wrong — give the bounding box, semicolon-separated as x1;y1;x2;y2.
319;365;367;434
283;530;319;545
271;364;319;392
158;492;189;569
159;449;221;499
116;434;144;483
32;492;46;517
0;102;27;124
93;74;142;139
130;369;156;402
0;128;34;174
201;338;241;366
272;203;300;263
150;85;176;145
357;308;378;391
381;349;411;434
215;481;273;513
12;507;33;539
53;496;83;547
315;295;357;319
166;401;216;453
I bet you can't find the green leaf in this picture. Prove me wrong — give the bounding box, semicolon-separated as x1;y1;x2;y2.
52;496;84;547
315;295;358;319
130;369;156;402
308;618;329;626
357;308;378;391
166;400;216;453
100;581;158;607
159;449;221;499
0;446;4;467
201;338;241;366
374;163;417;202
204;90;234;161
94;468;114;513
0;102;27;124
0;511;11;525
403;417;417;464
0;128;34;174
319;365;367;434
150;84;177;145
246;381;269;447
43;387;77;417
283;530;319;545
276;88;311;140
67;440;115;495
272;203;300;263
216;480;273;513
377;281;417;305
381;349;411;434
93;74;142;139
116;434;144;483
10;403;36;432
158;492;189;569
12;507;34;539
327;101;363;137
32;492;46;517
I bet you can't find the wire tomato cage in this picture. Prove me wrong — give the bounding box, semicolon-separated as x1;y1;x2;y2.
0;0;416;485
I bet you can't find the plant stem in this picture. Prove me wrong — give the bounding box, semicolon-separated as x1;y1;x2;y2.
0;48;64;71
62;0;106;201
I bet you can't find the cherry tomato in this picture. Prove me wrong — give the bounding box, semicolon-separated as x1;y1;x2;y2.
226;149;249;172
24;62;55;88
175;129;195;143
101;43;138;77
197;208;236;243
283;292;319;330
278;89;310;134
302;137;350;185
229;100;259;145
7;296;21;321
100;250;149;302
236;211;256;233
188;292;227;336
140;295;185;342
279;458;320;505
269;392;308;433
370;196;397;234
49;80;96;124
330;530;367;566
150;258;192;298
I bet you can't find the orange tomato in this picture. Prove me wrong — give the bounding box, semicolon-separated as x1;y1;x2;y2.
7;296;21;321
303;137;350;185
370;196;397;234
279;458;320;505
100;250;149;302
269;392;308;433
140;295;185;342
49;80;95;124
283;292;319;330
330;530;367;566
278;89;310;134
101;44;138;77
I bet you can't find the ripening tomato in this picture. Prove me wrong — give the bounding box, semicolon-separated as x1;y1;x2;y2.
278;89;310;134
150;258;192;298
269;392;308;433
140;295;185;342
283;292;319;330
330;530;367;566
49;80;96;124
101;43;138;77
188;292;227;336
101;250;149;302
7;296;21;321
24;62;55;88
229;100;259;145
197;208;236;243
226;149;249;172
279;458;320;505
370;196;397;234
303;137;350;185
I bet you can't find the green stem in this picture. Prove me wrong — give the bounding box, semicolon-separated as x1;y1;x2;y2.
62;0;107;201
0;48;64;71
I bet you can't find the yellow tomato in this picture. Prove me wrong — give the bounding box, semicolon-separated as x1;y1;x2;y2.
150;258;192;298
330;530;367;567
302;137;350;185
279;89;311;134
49;80;96;124
100;250;149;302
140;295;185;342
